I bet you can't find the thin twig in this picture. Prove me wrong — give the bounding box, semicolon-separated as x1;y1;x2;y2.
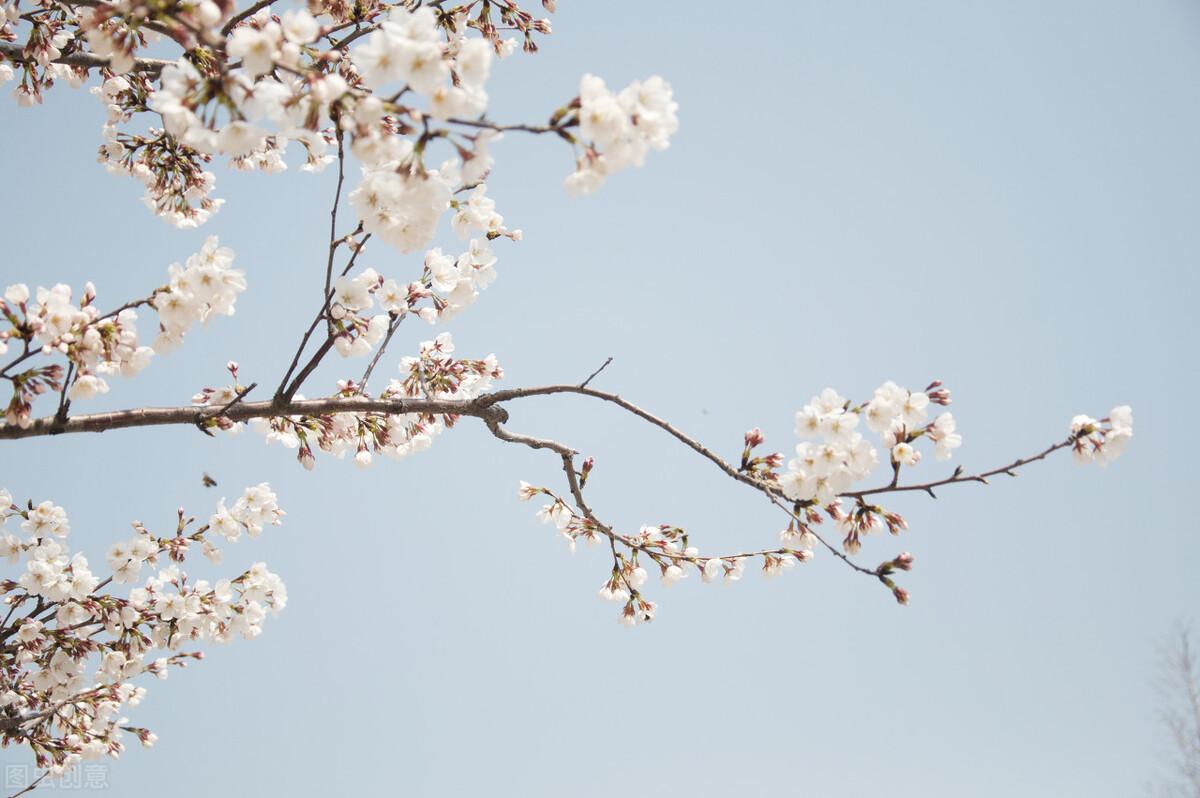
7;771;47;798
578;357;612;389
842;436;1079;499
358;315;403;392
274;132;348;402
221;0;276;34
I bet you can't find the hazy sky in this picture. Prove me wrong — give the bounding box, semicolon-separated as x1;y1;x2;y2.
3;2;1199;796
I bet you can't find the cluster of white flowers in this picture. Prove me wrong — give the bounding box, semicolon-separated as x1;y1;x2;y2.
151;236;246;352
207;483;285;545
1070;405;1133;465
10;0;666;234
1;281;152;406
0;487;286;774
780;382;958;504
93;73;227;229
251;333;501;469
861;380;959;462
353;6;494;121
566;74;680;196
0;235;244;423
348;160;454;254
347;157;516;253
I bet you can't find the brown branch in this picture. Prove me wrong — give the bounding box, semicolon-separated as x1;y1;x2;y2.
578;356;612;389
487;384;1083;506
446;117;569;135
0;42;172;74
358;314;403;392
842;436;1080;499
485;416;818;572
221;0;277;34
0;395;507;439
6;770;47;798
275;132;349;402
486;384;761;490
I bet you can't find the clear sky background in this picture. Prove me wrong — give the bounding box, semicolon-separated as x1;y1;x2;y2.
3;1;1199;796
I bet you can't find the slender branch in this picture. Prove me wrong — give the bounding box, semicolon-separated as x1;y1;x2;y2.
6;770;46;798
486;384;760;489
446;117;571;135
0;343;38;381
358;314;403;392
273;314;322;401
221;0;277;34
578;356;612;389
280;337;335;403
274;132;349;402
842;436;1079;499
321;130;348;330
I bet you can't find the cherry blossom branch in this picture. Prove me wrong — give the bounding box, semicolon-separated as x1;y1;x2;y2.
486;384;1086;505
486;417;822;580
486;384;761;488
842;436;1080;499
0;383;1084;510
0;42;172;74
0;396;509;439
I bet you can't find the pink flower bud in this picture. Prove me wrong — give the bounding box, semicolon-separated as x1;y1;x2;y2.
892;552;914;571
744;427;764;447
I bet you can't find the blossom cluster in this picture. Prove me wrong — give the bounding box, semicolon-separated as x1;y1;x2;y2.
243;332;501;469
328;232;503;358
5;0;676;241
0;486;286;775
150;236;246;351
0;237;243;427
781;381;956;505
567;74;680;196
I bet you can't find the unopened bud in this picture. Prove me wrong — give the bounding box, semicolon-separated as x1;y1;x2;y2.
892;552;914;571
892;586;910;605
744;427;764;447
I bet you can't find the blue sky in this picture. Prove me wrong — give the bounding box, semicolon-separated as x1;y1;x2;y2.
2;1;1199;795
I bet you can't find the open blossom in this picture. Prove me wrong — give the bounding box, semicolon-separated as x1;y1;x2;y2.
218;121;269;157
151;237;246;352
227;24;281;78
1072;405;1134;465
929;412;962;461
352;6;448;94
567;73;678;193
349;165;453;254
